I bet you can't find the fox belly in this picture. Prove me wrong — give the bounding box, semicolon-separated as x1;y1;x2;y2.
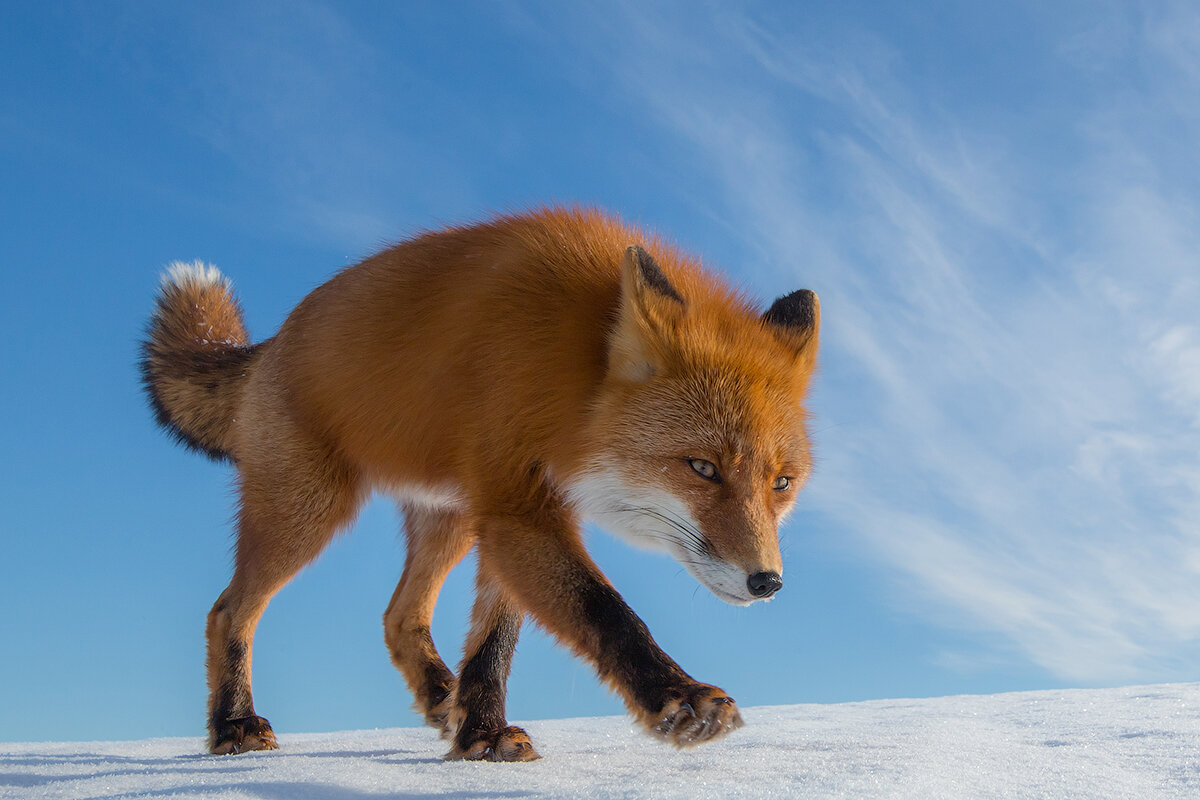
141;207;819;758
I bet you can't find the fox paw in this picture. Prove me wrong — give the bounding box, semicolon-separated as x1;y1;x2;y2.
651;684;743;747
426;700;451;733
445;725;541;762
423;691;455;734
209;715;279;755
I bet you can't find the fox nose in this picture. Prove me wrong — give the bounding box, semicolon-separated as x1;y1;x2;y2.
747;571;783;598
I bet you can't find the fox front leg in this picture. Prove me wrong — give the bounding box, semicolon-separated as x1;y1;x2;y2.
443;568;539;762
476;510;743;747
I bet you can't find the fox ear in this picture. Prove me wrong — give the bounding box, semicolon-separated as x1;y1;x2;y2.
609;245;685;381
763;289;820;372
624;245;684;307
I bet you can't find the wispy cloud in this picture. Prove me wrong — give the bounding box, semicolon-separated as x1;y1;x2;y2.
574;1;1200;681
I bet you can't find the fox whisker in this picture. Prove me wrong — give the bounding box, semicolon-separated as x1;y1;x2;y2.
620;504;712;558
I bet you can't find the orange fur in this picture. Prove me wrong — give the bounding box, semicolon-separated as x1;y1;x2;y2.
142;207;819;757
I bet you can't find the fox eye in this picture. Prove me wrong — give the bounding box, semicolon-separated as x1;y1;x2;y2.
688;458;720;482
773;476;791;491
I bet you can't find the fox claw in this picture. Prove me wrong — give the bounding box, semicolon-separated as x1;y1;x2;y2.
652;685;743;747
209;715;278;755
445;725;541;762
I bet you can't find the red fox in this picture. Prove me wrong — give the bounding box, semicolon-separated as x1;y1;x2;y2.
141;207;819;760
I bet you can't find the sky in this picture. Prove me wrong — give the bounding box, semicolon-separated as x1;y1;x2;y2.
2;0;1199;744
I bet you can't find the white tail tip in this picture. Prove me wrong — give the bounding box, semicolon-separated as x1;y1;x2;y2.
161;260;229;292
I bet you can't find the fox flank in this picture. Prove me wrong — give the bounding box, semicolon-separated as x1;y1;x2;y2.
140;207;820;760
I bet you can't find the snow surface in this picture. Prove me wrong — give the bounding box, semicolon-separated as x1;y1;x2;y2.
4;683;1199;799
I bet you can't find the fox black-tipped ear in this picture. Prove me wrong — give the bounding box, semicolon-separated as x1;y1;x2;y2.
624;245;684;305
763;289;820;370
609;245;685;381
764;289;817;331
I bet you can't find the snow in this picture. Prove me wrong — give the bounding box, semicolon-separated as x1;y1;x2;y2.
4;683;1199;799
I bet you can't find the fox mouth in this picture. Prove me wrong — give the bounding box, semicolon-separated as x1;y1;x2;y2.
674;554;759;607
704;583;755;606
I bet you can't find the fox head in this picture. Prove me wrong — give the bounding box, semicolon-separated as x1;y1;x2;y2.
570;245;819;605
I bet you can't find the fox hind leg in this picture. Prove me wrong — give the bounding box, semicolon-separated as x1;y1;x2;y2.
207;430;362;755
383;505;475;729
443;567;537;762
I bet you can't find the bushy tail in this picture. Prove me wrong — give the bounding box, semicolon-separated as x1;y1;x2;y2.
140;262;260;462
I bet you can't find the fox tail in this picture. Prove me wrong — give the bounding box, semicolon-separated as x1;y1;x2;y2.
139;262;260;462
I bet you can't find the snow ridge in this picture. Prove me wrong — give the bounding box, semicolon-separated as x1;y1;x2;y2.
3;683;1199;799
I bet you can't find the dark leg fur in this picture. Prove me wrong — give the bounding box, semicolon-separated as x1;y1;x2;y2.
445;576;538;761
206;613;278;754
576;580;691;713
576;569;743;745
414;626;456;721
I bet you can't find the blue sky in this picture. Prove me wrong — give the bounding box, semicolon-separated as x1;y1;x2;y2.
3;1;1200;743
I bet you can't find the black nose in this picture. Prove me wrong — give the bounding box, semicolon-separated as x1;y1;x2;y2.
747;571;783;598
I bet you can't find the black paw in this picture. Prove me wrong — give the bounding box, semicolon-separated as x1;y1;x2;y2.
445;725;540;762
210;715;279;755
651;684;743;747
